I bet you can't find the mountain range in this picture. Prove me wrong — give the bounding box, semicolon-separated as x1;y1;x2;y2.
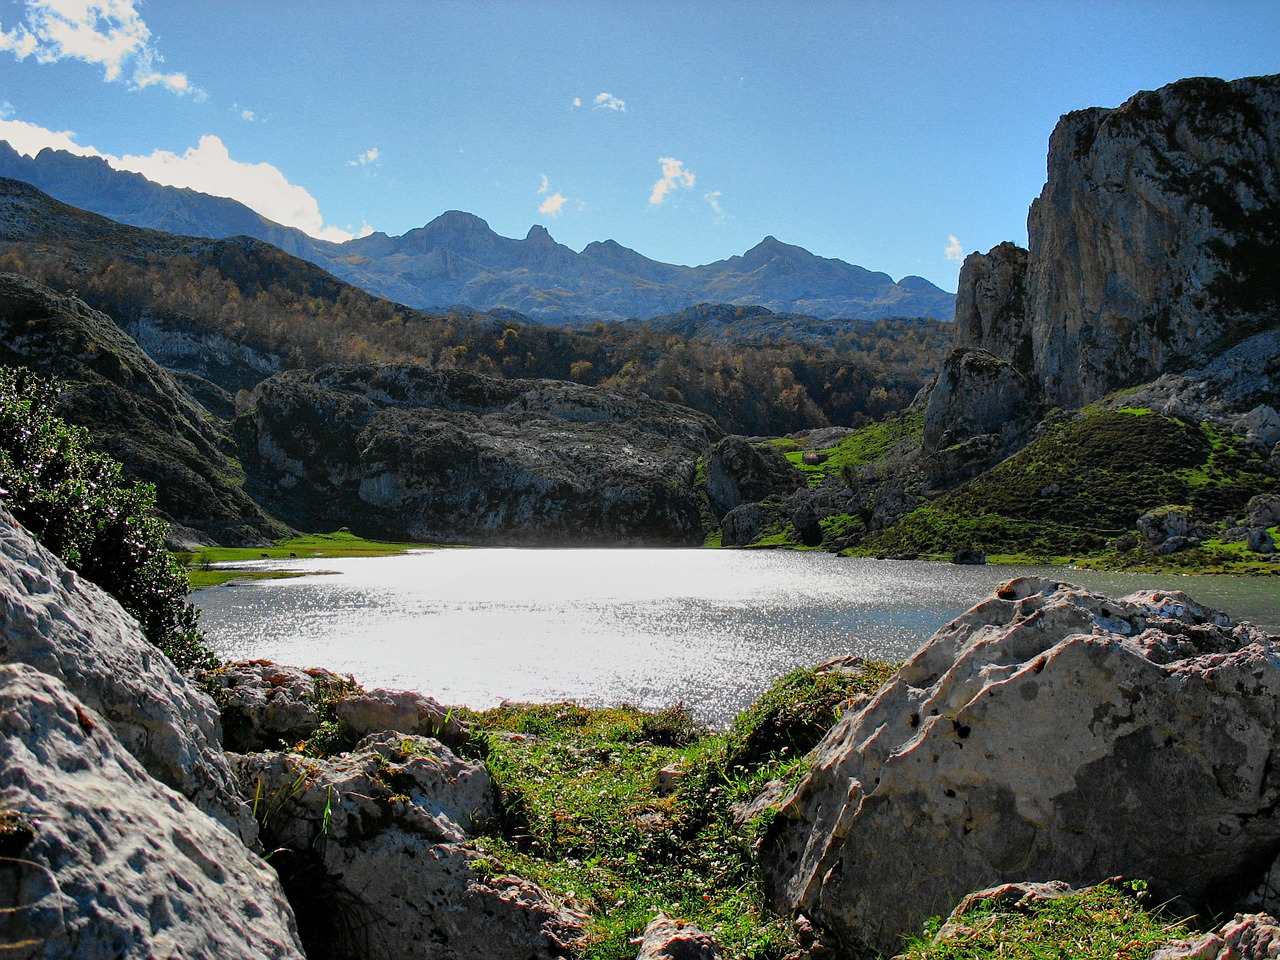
0;141;954;324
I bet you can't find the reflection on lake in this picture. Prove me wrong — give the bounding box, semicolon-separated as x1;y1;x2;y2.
195;549;1280;726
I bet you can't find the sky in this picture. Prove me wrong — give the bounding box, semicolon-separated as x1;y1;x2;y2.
0;2;1277;293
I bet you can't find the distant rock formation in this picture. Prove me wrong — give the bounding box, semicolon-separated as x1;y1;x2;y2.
0;142;955;323
761;576;1280;958
235;364;722;544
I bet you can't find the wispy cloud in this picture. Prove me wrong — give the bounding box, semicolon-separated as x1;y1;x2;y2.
0;0;199;96
945;235;965;262
572;97;582;108
593;92;626;112
0;117;362;241
704;190;725;221
348;147;380;167
537;173;568;217
239;108;256;122
650;157;695;205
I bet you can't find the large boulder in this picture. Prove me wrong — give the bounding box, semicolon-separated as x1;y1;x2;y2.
232;733;586;960
0;506;255;842
0;662;304;958
762;576;1280;958
703;435;804;518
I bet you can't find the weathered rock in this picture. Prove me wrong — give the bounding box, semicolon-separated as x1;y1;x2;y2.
0;663;304;958
336;687;471;749
762;576;1280;958
204;660;354;752
950;547;986;565
704;435;805;517
237;364;721;545
635;916;723;960
1249;494;1280;529
941;75;1280;419
924;880;1077;946
951;242;1032;374
1247;526;1277;554
721;502;768;546
1153;913;1280;960
1137;505;1199;550
920;348;1037;479
233;734;585;959
0;505;255;841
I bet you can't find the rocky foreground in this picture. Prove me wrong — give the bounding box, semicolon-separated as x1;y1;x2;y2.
3;499;1280;959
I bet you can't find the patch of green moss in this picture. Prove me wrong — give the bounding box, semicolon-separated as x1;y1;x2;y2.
861;409;1278;569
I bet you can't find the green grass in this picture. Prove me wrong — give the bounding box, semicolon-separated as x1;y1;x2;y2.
896;881;1189;960
176;529;450;588
468;662;898;960
859;409;1279;572
769;409;924;489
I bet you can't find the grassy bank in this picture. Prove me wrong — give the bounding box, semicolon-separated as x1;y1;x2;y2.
466;662;897;960
176;530;446;588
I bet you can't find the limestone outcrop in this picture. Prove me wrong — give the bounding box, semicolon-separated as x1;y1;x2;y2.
0;505;255;841
236;364;722;544
232;735;586;960
634;916;724;959
762;576;1280;958
0;663;305;958
205;658;473;754
947;75;1280;413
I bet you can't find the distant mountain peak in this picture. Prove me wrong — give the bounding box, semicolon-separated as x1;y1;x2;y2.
425;210;493;233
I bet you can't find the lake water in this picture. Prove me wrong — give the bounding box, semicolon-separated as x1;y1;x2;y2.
194;549;1280;726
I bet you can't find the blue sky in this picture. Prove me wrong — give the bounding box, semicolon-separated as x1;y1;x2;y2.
0;1;1277;292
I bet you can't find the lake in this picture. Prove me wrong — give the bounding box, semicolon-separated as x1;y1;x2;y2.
194;549;1280;726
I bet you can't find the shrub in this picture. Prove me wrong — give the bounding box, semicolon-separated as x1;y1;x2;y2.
0;366;216;672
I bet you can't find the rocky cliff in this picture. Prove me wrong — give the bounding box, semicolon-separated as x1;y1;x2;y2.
940;74;1280;417
236;364;722;544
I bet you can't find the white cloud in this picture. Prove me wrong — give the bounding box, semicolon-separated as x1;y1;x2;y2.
537;174;568;217
0;116;360;241
347;147;380;167
0;116;103;157
539;193;566;217
649;157;695;205
572;97;582;108
0;0;198;95
945;235;965;262
240;108;256;122
704;190;724;220
593;92;626;112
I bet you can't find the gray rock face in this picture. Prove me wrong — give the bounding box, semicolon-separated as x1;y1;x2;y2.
0;662;304;958
236;364;722;544
704;435;804;518
950;74;1280;412
920;348;1036;476
762;576;1280;958
233;735;586;960
0;506;255;841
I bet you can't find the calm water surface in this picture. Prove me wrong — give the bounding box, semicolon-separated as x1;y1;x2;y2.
195;550;1280;726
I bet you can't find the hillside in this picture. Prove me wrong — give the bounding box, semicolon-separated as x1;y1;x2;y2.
0;141;955;323
700;73;1280;573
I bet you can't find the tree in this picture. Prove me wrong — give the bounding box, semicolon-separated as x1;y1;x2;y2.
0;366;216;673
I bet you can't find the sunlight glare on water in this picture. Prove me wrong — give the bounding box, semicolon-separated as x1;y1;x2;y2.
195;549;1280;726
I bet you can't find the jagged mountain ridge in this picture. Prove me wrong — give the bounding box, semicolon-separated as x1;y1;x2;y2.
0;141;954;323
